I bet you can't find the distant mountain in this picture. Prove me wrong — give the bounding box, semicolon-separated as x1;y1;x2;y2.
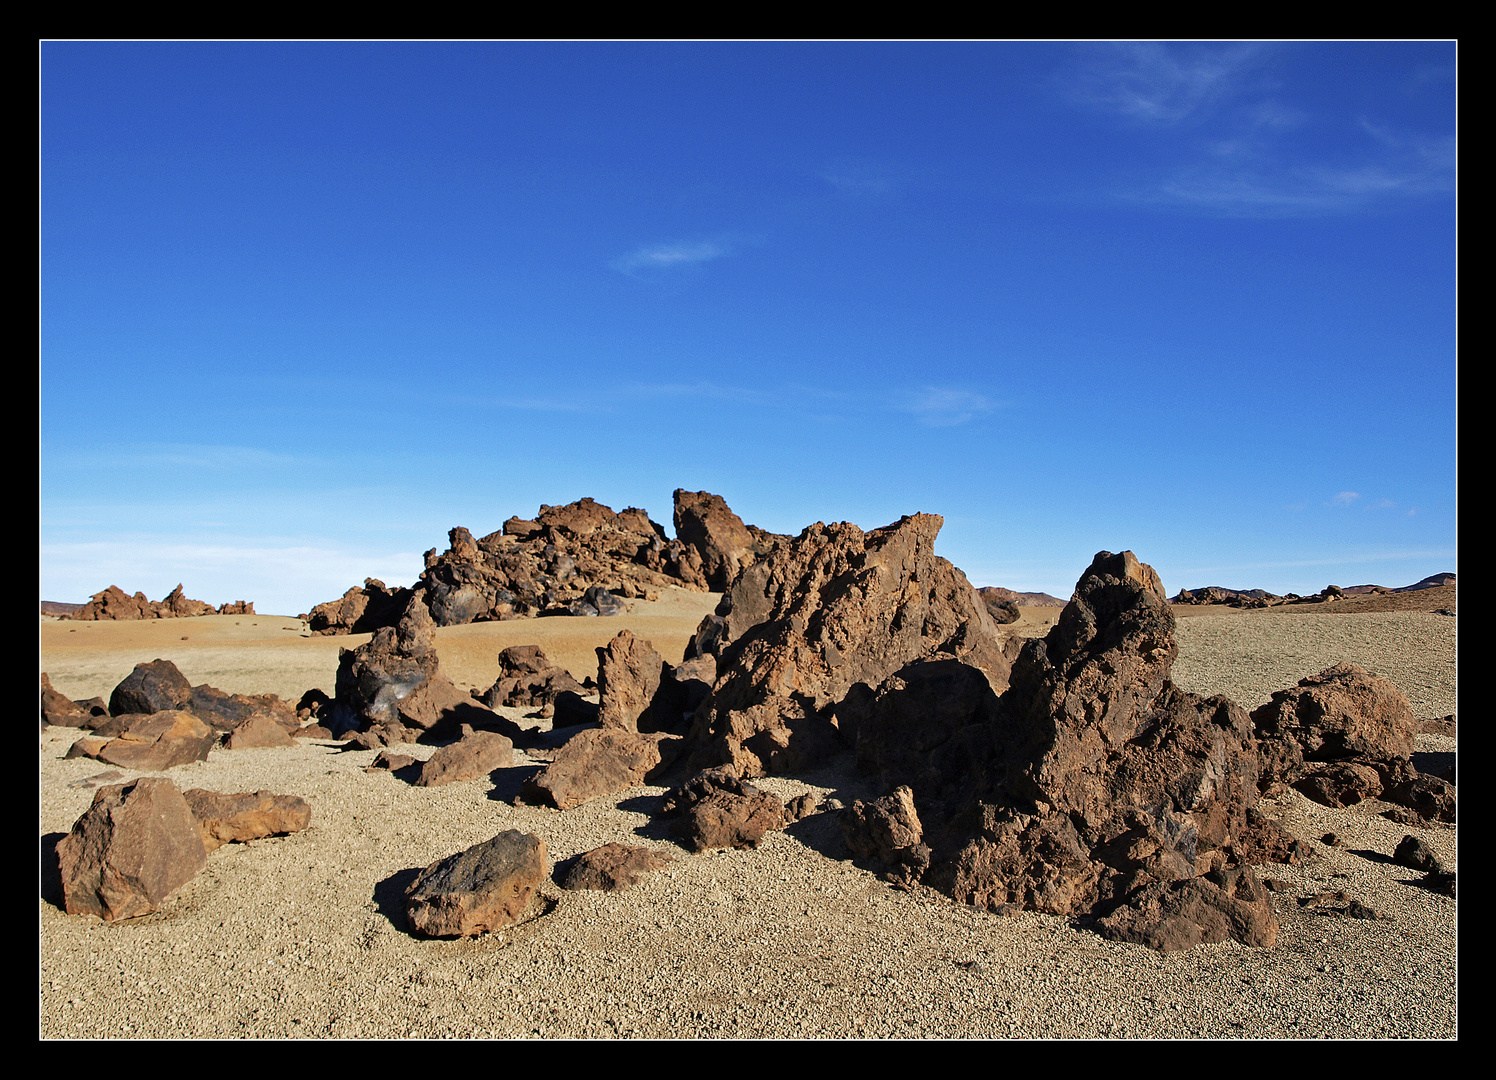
978;586;1068;608
40;600;84;616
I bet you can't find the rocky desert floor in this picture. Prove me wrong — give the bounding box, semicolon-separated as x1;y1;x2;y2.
39;588;1456;1039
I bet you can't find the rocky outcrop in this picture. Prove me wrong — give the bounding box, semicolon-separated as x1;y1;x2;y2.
302;491;784;635
182;789;312;851
849;551;1279;951
558;844;673;892
682;513;1011;777
405;831;548;938
41;673;107;728
66;585;252;621
596;630;666;731
57;778;208;921
109;659;193;716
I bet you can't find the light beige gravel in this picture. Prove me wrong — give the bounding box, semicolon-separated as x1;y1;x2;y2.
39;600;1455;1039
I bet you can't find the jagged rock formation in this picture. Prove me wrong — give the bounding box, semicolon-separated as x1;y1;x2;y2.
849;550;1280;951
681;513;1012;777
477;645;585;716
67;585;253;621
302;491;790;635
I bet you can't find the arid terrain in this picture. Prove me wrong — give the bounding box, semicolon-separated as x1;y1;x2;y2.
39;580;1455;1039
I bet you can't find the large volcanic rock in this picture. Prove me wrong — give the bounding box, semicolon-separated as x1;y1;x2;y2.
853;551;1278;951
522;729;682;810
109;659;194;716
182;789;312;851
303;578;415;636
68;585;249;621
478;645;585;714
57;778;208;921
672;489;764;591
405;831;548;938
94;711;219;771
331;599;493;739
682;513;1011;777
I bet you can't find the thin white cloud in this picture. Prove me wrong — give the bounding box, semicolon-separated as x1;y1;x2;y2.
612;239;732;275
907;388;994;427
821;161;900;199
1331;491;1361;507
1067;42;1259;125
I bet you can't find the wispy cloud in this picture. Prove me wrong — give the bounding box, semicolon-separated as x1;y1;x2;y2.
612;239;734;276
906;388;994;427
1331;491;1361;507
821;161;900;200
1066;42;1259;125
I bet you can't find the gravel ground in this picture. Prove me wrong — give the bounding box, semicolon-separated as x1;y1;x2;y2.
39;609;1456;1040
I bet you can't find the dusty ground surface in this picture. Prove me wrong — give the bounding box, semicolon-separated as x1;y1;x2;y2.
39;593;1456;1040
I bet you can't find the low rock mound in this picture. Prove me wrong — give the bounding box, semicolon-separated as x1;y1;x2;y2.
67;585;253;621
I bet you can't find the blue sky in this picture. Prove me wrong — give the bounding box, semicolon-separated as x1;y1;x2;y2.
40;42;1456;615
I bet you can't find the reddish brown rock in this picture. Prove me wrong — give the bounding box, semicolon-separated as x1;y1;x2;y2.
685;513;1010;777
41;673;99;728
1293;762;1384;807
596;630;666;731
95;711;217;772
1252;664;1418;789
303;578;413;636
226;712;297;750
415;729;515;787
842;786;929;883
405;831;548;938
1097;867;1278;952
65;736;110;760
479;645;584;714
109;659;193;717
672;489;763;591
558;844;673;892
661;766;786;851
182;789;312;851
56;777;208;921
523;729;682;810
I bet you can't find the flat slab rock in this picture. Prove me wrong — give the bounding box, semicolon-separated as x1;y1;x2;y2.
405;830;548;938
182;789;312;851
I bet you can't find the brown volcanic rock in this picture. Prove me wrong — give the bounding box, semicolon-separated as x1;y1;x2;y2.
405;831;548;938
69;584;239;621
842;786;931;885
415;729;515;787
672;489;761;591
57;777;208;921
303;578;413;636
596;630;666;731
160;584;215;618
523;729;682;810
109;659;193;717
479;645;584;713
95;711;218;772
558;844;673;892
182;789;312;851
661;766;786;851
684;513;1010;778
1251;664;1418;791
1096;866;1277;952
226;712;297;749
41;673;98;728
855;551;1275;951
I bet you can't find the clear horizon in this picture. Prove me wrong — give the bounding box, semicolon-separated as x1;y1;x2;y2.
41;42;1456;616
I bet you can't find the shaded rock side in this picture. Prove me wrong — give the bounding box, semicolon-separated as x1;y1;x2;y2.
109;659;193;717
479;645;585;713
859;551;1275;951
405;831;547;938
684;513;1011;777
182;789;312;851
56;778;208;921
303;578;415;636
94;711;218;772
558;844;673;892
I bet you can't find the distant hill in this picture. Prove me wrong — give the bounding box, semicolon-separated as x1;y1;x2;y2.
39;600;84;617
978;586;1068;608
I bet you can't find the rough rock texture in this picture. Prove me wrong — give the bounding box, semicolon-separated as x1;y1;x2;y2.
41;673;105;728
854;551;1278;951
226;712;297;750
842;786;931;885
479;645;585;714
1393;834;1444;874
302;578;414;636
182;789;312;851
94;711;218;772
977;588;1021;625
660;766;786;851
1096;867;1278;952
683;513;1011;778
331;599;494;739
558;844;673;892
523;729;682;810
109;659;194;717
67;585;251;621
56;778;208;921
1252;664;1418;790
415;729;515;787
302;491;781;635
596;630;666;731
404;831;547;938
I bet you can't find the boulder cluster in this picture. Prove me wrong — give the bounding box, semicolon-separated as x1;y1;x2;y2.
301;490;788;635
45;492;1455;952
62;584;254;621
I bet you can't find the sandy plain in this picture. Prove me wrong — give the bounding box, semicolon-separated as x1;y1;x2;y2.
39;587;1456;1039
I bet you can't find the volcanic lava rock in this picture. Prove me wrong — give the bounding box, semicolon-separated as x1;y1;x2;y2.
683;512;1011;777
415;729;515;787
478;645;585;714
558;844;673;892
661;766;786;851
842;785;931;885
94;711;218;772
404;831;548;938
57;777;208;921
303;578;415;636
109;659;194;717
522;729;682;810
182;789;312;851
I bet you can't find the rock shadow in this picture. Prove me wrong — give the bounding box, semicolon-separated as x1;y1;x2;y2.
371;866;423;932
40;833;66;910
